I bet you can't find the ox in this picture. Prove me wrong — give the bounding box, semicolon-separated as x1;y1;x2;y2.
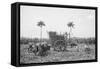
28;42;51;56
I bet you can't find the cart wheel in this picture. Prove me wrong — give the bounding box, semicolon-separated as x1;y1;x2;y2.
54;40;66;51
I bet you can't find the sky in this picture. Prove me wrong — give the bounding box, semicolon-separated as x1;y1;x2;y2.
20;5;95;39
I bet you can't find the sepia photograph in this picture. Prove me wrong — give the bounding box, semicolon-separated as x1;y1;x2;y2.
20;5;96;64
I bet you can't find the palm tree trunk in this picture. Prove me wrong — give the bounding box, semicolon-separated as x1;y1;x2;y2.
40;27;42;44
69;27;72;43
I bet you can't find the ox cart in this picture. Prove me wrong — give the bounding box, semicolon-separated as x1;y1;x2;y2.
48;32;68;51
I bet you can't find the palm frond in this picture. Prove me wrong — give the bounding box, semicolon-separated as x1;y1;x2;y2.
67;22;74;28
37;21;45;27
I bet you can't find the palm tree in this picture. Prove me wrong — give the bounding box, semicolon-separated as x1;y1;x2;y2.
67;22;74;40
37;21;45;43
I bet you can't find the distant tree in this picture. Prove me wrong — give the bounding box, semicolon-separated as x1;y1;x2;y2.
64;32;68;41
67;22;75;40
33;38;39;43
37;21;45;43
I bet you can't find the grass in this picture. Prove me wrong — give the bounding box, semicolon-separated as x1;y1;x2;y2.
20;44;95;64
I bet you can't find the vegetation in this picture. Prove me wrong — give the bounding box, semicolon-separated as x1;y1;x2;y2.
20;37;95;63
20;37;95;45
20;42;95;63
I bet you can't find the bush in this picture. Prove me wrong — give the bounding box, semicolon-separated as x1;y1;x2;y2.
84;47;92;54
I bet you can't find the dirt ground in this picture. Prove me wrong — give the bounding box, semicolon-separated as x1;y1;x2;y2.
20;44;95;64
